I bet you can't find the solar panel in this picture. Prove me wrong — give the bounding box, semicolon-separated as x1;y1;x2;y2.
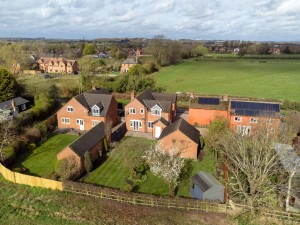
231;101;280;116
198;97;220;105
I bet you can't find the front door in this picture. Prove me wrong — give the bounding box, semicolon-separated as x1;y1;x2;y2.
77;119;84;130
155;126;161;138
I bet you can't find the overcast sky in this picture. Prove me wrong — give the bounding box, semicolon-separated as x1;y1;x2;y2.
0;0;299;41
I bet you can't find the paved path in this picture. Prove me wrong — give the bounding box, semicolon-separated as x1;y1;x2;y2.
125;131;154;140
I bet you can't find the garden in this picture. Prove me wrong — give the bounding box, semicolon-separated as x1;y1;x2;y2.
10;133;78;177
84;137;216;197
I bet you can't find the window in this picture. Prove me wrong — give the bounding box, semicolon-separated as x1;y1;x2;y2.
92;120;100;127
250;117;257;123
130;121;133;127
139;121;142;128
92;108;100;116
237;125;251;136
151;109;161;116
129;108;136;114
234;116;242;122
67;106;73;112
140;108;144;114
148;121;153;128
62;118;70;124
21;104;26;110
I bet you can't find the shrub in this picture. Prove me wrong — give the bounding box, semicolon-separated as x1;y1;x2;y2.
121;184;133;192
12;166;28;173
27;143;36;151
42;172;59;181
25;127;41;143
55;157;81;181
36;123;47;138
2;145;16;165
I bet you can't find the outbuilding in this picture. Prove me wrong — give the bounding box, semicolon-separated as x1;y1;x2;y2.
190;171;224;202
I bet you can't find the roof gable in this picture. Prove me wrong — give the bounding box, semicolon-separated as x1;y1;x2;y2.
151;104;162;111
192;171;224;192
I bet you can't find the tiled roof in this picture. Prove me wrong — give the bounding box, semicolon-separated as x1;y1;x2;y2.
159;118;200;144
0;97;30;110
69;122;105;157
122;58;137;64
135;89;176;113
74;90;113;117
153;117;169;126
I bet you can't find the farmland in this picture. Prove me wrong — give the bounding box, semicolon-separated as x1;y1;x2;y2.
155;58;300;101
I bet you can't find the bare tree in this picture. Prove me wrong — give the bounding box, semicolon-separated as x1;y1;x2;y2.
56;156;81;180
143;143;184;197
215;122;282;209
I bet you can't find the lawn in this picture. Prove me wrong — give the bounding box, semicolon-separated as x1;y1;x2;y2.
155;59;300;101
11;133;78;177
84;137;216;197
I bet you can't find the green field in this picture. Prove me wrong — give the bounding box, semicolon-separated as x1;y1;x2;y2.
155;59;300;101
84;137;216;197
11;134;78;177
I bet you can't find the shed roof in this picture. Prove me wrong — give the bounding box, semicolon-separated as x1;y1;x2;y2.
192;171;224;192
122;58;137;64
69;122;105;157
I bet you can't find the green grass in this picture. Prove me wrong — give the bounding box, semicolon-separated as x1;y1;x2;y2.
11;134;78;177
0;174;230;225
84;137;216;197
155;59;300;101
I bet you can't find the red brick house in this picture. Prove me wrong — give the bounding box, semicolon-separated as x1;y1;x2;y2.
120;58;138;74
189;96;229;126
38;57;78;74
57;122;106;173
57;88;118;131
158;118;200;159
124;89;177;137
189;95;281;135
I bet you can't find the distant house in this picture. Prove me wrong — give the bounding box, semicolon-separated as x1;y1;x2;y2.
38;57;78;74
158;118;200;159
57;122;106;173
124;89;177;136
56;87;118;131
0;97;30;116
189;96;228;126
120;58;138;74
190;171;225;202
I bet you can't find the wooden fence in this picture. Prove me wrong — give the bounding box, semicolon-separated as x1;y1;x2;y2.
63;181;227;213
0;163;62;190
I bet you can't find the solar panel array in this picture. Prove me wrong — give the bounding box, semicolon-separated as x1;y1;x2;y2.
198;97;220;105
231;101;280;116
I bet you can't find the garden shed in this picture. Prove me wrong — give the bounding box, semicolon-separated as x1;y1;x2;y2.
190;171;224;202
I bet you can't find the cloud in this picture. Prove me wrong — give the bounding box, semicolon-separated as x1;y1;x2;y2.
0;0;299;40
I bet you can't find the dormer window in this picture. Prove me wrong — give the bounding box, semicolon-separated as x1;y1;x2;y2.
92;105;100;116
67;106;73;112
151;104;162;116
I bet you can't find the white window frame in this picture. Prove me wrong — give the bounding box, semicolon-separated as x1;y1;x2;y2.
129;108;136;114
250;117;257;123
62;118;70;124
92;105;100;116
140;108;144;114
151;104;162;116
234;116;242;122
148;121;153;129
237;125;251;136
21;104;26;110
67;106;73;112
92;120;100;127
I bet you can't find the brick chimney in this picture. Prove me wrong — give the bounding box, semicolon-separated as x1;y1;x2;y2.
11;99;16;110
131;90;135;101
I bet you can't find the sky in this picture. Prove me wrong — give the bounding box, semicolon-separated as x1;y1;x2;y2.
0;0;299;41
